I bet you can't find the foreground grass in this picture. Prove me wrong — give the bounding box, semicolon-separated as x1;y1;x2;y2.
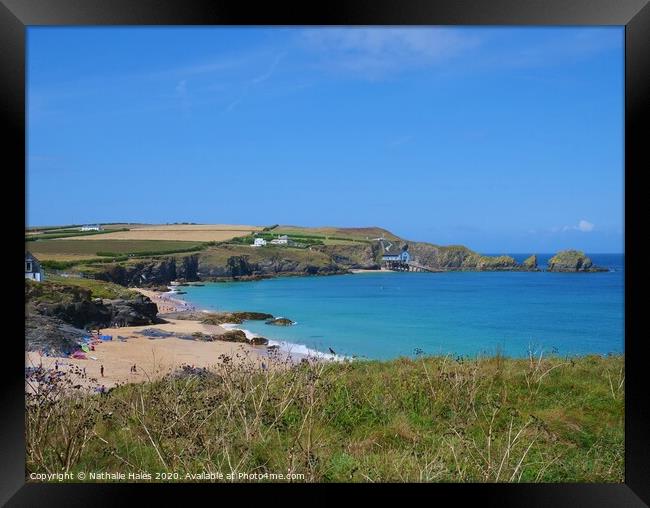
26;353;624;482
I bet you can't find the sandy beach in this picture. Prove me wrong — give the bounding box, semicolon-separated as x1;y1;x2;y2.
134;287;197;313
26;318;268;391
26;287;273;392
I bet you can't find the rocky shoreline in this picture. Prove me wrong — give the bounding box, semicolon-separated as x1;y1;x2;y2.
25;278;305;361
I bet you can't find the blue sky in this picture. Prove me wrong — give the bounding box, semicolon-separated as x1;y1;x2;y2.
27;27;624;253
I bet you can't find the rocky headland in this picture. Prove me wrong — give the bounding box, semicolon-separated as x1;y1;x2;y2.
546;250;608;272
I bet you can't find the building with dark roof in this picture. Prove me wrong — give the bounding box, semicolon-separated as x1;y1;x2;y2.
25;251;44;282
380;241;411;263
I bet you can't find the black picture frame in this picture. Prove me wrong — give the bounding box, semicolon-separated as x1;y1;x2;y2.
4;0;648;505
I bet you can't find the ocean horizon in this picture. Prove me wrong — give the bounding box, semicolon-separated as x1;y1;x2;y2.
176;253;624;360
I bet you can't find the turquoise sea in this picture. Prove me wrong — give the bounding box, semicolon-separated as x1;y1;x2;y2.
177;254;624;360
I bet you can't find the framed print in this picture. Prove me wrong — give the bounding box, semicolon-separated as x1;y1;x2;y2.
3;0;649;505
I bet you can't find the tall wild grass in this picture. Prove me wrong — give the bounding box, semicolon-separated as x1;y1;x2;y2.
26;350;624;482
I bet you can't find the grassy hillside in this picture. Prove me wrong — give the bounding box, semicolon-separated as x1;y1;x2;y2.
27;276;139;301
26;353;623;482
199;244;335;268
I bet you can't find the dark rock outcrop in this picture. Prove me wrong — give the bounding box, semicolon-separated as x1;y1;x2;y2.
218;330;249;343
209;329;268;345
92;254;199;287
25;312;86;354
106;295;159;327
265;317;295;326
547;250;607;272
233;311;275;321
34;299;112;329
249;336;269;346
200;311;274;325
226;256;257;277
29;288;159;329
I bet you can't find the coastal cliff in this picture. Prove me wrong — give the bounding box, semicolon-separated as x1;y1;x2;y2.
196;245;345;280
57;228;610;287
316;242;383;270
91;254;199;286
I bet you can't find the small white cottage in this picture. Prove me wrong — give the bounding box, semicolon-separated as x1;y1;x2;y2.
270;235;289;245
25;251;44;282
252;238;267;247
80;224;103;231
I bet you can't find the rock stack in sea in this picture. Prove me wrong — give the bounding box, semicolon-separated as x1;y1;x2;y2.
546;250;607;272
522;255;539;271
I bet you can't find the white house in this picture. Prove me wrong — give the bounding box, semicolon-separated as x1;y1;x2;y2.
80;224;103;232
25;251;44;282
252;238;267;247
270;235;289;245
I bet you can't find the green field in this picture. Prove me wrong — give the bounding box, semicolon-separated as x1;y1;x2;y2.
26;353;623;482
274;226;400;242
29;239;206;261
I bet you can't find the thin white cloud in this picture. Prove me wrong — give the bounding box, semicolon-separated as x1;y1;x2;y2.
577;219;595;232
225;52;285;112
555;219;595;233
251;52;285;84
299;27;480;78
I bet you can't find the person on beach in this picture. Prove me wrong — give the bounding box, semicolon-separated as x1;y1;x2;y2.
133;364;137;373
54;360;58;371
100;364;104;377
